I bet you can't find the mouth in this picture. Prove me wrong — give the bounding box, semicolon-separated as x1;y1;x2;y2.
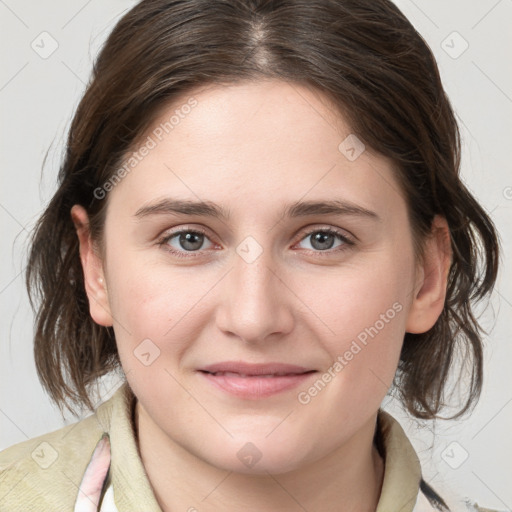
199;370;316;377
197;362;317;399
198;361;316;376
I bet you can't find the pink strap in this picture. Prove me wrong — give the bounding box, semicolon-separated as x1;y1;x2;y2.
74;434;111;512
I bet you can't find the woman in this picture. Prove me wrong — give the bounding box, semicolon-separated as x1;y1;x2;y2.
0;1;502;511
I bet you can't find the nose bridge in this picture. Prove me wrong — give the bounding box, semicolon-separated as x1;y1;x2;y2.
234;237;274;299
233;234;280;313
217;234;293;341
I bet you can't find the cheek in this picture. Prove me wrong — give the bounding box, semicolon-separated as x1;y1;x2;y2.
309;249;414;399
314;250;413;343
104;252;215;367
105;244;190;325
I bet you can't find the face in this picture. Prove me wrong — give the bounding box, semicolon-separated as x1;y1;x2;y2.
76;79;444;475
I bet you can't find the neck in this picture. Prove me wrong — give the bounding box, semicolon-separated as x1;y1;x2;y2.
134;401;385;512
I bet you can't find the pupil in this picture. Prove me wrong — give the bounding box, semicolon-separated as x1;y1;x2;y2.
312;232;334;250
180;232;203;251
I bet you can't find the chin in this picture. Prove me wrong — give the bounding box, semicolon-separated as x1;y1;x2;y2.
199;437;310;476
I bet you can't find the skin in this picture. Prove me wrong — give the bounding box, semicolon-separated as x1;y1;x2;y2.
71;79;452;512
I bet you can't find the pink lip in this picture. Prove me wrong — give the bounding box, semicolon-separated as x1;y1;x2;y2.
197;361;317;399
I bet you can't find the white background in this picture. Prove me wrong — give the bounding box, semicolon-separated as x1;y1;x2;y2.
1;0;511;509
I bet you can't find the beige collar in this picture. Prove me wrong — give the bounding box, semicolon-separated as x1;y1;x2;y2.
95;382;162;511
375;409;423;511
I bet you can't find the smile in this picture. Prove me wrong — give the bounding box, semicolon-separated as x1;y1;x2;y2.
198;370;317;399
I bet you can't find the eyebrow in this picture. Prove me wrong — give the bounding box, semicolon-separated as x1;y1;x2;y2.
134;198;380;222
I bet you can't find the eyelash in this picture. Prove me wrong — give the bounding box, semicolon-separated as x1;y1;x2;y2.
156;226;355;259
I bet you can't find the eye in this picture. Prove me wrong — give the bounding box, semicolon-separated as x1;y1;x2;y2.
157;226;355;259
157;227;217;258
295;227;354;254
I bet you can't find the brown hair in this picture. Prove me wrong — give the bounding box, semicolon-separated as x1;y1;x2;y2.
26;0;500;418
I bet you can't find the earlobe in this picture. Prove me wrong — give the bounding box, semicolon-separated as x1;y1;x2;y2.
405;215;452;334
70;205;113;327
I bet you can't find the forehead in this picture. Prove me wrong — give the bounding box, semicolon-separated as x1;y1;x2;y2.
106;79;406;221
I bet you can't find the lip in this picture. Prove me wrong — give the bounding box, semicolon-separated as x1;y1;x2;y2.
197;361;317;399
199;361;314;376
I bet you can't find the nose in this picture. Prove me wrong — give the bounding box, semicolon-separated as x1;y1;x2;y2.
215;241;294;344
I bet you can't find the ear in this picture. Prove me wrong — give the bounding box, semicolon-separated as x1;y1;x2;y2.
405;215;452;334
70;204;113;327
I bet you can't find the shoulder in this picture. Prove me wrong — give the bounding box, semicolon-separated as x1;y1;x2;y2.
377;410;503;512
0;407;106;511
